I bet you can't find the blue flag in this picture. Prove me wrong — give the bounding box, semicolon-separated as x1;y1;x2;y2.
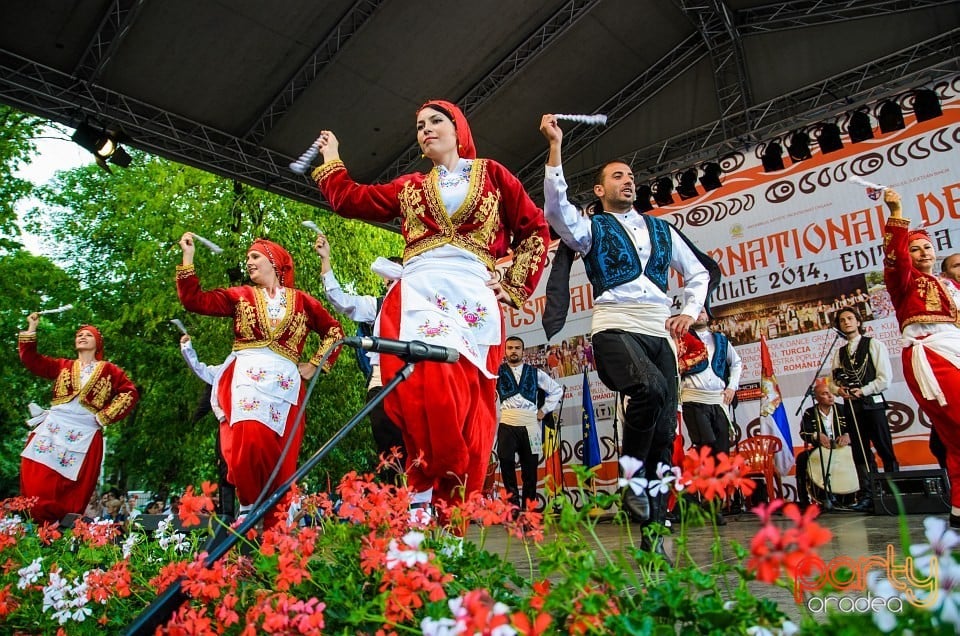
581;371;601;469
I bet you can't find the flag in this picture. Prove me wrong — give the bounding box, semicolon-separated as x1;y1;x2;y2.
581;371;601;469
759;336;795;475
541;398;563;494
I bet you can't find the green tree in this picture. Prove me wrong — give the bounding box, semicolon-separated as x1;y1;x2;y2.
0;105;46;249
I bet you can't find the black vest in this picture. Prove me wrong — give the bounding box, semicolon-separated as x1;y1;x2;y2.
581;213;672;298
838;337;885;410
497;364;538;403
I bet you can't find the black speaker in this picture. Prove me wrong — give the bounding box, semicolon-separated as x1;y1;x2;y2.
873;469;949;515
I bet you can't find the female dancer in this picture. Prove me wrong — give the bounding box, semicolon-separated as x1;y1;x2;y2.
177;235;343;527
311;100;550;514
882;188;960;526
19;316;139;523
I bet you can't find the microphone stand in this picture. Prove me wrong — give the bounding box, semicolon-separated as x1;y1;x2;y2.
795;329;843;417
125;360;416;636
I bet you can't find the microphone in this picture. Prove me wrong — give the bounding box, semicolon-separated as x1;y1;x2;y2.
343;336;460;364
832;327;847;340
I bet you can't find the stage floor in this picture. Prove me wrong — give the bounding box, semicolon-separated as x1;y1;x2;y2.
469;507;935;623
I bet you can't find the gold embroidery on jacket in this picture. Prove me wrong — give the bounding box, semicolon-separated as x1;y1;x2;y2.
100;392;134;425
53;369;71;399
399;181;429;242
507;234;546;287
236;299;257;340
471;190;501;247
449;159;486;226
90;376;113;409
287;312;308;352
918;278;943;312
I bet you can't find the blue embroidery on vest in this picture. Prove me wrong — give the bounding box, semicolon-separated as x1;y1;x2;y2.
582;213;672;297
686;332;730;380
497;364;538;403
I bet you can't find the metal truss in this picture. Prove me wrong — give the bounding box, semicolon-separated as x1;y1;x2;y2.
678;0;754;142
515;31;709;192
374;0;601;184
737;0;959;35
0;49;402;232
72;0;148;84
243;0;384;144
557;29;960;197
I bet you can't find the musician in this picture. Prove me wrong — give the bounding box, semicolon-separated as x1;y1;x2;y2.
795;379;860;510
830;306;898;513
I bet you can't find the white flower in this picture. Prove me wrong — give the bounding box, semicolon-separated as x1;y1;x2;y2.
910;517;960;576
170;532;191;554
122;532;142;559
868;570;905;633
617;456;647;495
386;531;430;569
745;621;797;636
420;616;461;636
647;462;681;496
17;557;43;589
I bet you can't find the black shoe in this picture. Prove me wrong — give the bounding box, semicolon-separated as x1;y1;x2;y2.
715;511;727;526
640;534;673;567
949;513;960;529
850;497;873;513
621;488;650;523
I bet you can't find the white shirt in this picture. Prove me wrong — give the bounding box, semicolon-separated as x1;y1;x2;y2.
499;364;563;414
830;334;892;397
543;165;710;319
681;328;743;393
322;270;379;323
816;406;836;438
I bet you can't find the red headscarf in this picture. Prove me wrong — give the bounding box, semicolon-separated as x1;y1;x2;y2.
418;100;476;159
248;239;295;288
908;228;932;245
77;325;104;360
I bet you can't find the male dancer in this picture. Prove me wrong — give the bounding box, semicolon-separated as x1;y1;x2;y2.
496;336;562;513
831;306;897;512
540;115;719;557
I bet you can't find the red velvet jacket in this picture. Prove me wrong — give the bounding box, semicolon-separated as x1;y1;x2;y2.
18;334;139;426
883;216;959;330
313;158;550;308
176;265;344;370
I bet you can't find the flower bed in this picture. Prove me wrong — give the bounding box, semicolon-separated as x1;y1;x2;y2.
0;449;955;634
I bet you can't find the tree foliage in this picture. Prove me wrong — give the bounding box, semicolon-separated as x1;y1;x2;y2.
3;117;404;499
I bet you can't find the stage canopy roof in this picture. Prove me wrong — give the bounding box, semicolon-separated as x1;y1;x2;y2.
2;0;959;230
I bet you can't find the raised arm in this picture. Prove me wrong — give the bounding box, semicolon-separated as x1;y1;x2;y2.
19;313;64;379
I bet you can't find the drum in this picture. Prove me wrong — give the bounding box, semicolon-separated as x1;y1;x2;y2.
806;445;860;503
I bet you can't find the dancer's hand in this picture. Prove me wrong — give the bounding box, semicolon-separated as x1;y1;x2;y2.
299;361;318;380
486;275;513;306
883;189;901;217
179;232;196;265
666;314;693;340
26;312;39;333
315;131;340;163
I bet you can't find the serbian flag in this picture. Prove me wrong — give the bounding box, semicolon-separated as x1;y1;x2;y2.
759;336;795;475
581;371;602;470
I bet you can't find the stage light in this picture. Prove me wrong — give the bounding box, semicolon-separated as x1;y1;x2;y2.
816;123;843;154
676;169;699;199
71;121;132;172
912;88;942;122
653;177;675;206
847;110;874;143
788;131;812;162
878;100;904;133
635;184;653;212
699;162;722;191
761;142;784;172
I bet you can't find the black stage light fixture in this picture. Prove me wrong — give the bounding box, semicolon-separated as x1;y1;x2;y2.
847;110;874;143
676;169;699;199
788;131;812;162
878;100;905;133
699;162;722;191
653;176;675;206
71;121;131;172
761;142;784;172
912;88;942;122
816;123;843;154
635;184;654;212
